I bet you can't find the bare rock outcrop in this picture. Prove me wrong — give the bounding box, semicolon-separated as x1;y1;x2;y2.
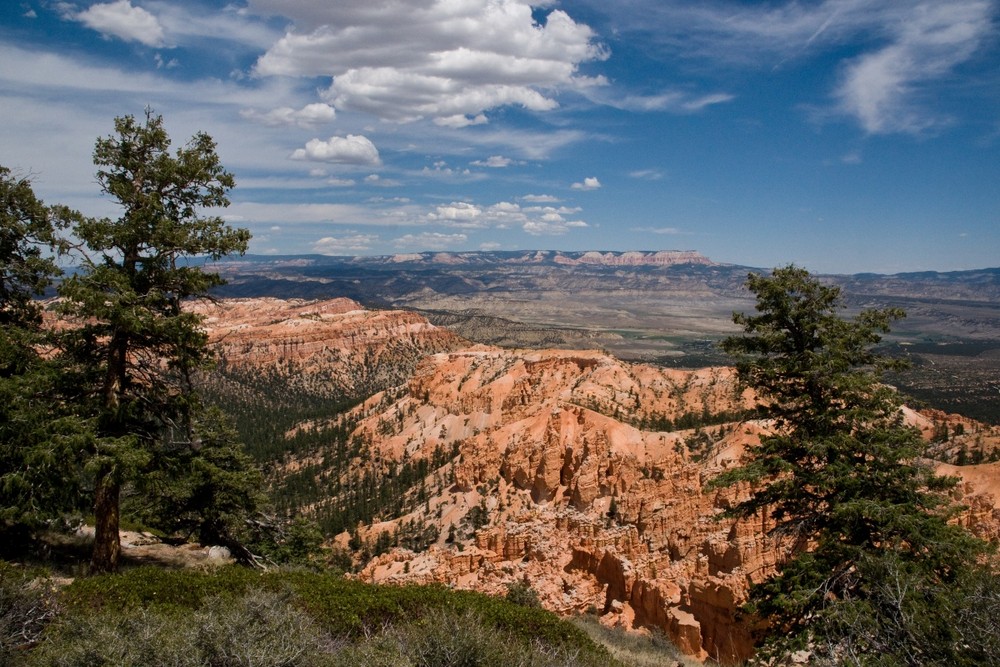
190;299;1000;663
192;297;466;397
343;347;766;662
338;344;1000;663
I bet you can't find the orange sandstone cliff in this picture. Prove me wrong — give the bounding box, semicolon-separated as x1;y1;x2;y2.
191;298;1000;664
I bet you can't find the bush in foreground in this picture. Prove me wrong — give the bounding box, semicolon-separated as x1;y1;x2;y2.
16;566;613;667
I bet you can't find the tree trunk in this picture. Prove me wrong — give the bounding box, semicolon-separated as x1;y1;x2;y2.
92;328;126;574
91;468;121;574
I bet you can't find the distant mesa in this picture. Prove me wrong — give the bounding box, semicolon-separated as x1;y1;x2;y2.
367;250;716;268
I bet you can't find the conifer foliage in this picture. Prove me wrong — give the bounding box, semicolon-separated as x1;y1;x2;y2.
0;168;89;533
716;266;988;663
57;110;251;572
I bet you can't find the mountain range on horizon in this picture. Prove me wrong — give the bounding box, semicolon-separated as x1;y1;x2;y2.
210;249;1000;278
203;248;1000;426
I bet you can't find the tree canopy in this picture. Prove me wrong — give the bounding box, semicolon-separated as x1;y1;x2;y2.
0;168;90;536
57;110;251;572
716;266;989;664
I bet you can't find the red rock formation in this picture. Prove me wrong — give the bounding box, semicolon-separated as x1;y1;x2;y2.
343;345;1000;663
192;297;466;396
343;347;765;661
183;298;1000;663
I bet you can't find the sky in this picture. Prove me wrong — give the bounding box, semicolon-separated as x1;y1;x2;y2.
1;0;998;274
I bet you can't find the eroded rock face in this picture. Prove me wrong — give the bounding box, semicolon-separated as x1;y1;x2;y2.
189;299;1000;663
343;346;1000;663
342;348;765;662
192;297;466;397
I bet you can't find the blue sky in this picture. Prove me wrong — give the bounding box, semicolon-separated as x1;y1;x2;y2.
1;0;998;273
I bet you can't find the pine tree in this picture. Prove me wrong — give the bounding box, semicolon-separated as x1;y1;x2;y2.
715;266;985;662
58;110;250;572
0;167;90;534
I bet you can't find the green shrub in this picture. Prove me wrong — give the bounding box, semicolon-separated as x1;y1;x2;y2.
28;589;334;667
59;564;259;612
505;580;541;608
34;568;611;667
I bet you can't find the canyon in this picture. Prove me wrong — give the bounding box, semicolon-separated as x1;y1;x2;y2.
209;251;1000;423
196;295;1000;663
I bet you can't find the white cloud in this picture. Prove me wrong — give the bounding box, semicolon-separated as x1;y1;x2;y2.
393;232;468;249
522;194;561;203
364;173;402;186
435;113;489;128
402;199;592;235
571;176;601;190
834;2;991;134
241;103;336;127
250;0;608;125
327;177;357;187
74;0;166;47
479;241;503;251
421;161;475;178
430;202;483;225
629;169;664;181
227;202;373;224
313;233;380;254
602;0;993;135
153;53;178;69
471;155;515;168
601;90;734;113
631;226;683;235
290;134;381;165
523;218;588;235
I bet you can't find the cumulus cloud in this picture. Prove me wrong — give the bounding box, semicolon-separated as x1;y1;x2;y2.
417;199;588;235
571;176;601;190
73;0;166;47
429;202;483;226
290;134;381;165
472;155;515;168
435;113;489;128
422;161;474;178
313;233;380;254
250;0;608;125
241;103;336;127
522;194;561;203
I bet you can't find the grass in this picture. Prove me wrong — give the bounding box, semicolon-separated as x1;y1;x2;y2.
571;614;705;667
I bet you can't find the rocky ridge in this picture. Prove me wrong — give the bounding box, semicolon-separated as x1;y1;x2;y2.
191;298;1000;664
192;297;466;398
343;348;1000;662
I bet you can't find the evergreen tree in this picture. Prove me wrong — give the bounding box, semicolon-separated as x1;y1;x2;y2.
58;110;250;572
127;406;264;549
0;167;90;535
715;266;986;662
